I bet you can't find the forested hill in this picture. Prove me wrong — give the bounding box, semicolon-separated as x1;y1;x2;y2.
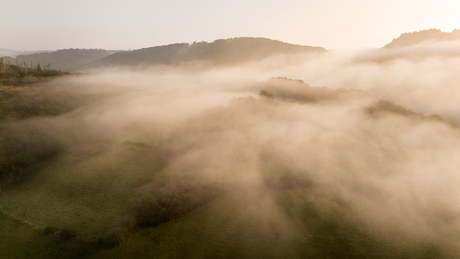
384;29;460;48
82;37;327;69
2;49;111;72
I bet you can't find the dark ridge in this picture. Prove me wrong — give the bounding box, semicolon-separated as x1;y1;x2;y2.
258;77;370;104
365;99;458;128
82;38;326;70
2;49;111;72
259;77;458;128
384;29;460;48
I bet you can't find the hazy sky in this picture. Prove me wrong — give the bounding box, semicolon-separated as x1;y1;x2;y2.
1;0;459;51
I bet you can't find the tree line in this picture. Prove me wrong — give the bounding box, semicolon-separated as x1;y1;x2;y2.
0;57;68;85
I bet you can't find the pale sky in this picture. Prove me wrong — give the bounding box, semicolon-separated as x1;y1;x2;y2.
1;0;459;51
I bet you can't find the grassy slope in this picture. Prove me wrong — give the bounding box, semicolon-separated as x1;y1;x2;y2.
0;79;449;258
0;214;98;259
96;190;442;259
2;186;445;258
0;142;164;239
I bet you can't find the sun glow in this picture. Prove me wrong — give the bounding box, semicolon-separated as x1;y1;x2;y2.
436;1;460;32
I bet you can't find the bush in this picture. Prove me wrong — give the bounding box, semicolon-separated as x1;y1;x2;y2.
0;123;64;187
134;181;224;227
43;226;59;235
259;90;274;99
96;231;128;249
59;228;76;240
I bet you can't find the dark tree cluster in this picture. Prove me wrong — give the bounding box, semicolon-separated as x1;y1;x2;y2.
0;58;68;85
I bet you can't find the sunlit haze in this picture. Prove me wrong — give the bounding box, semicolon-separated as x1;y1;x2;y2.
3;1;460;258
1;0;459;51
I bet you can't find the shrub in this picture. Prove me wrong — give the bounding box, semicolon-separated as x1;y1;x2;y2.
0;123;64;187
134;181;224;227
259;90;274;99
43;226;59;235
59;228;76;240
97;234;122;249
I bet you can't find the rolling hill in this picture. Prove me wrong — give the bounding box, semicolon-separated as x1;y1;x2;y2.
0;48;25;58
384;28;460;48
0;48;53;59
81;37;327;70
2;38;326;72
3;49;111;72
3;32;459;258
1;76;458;258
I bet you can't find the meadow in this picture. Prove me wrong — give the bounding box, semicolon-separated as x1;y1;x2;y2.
2;40;460;258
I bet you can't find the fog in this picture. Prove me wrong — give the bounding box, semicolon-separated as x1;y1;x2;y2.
258;42;460;124
2;43;460;256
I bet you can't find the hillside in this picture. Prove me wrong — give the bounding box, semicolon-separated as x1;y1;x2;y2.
82;37;327;70
0;48;53;59
0;48;24;58
1;39;326;72
1;74;458;257
384;29;460;48
3;49;111;72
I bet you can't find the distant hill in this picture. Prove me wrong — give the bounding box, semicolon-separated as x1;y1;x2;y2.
384;29;460;48
3;49;111;72
1;39;326;72
0;48;23;58
82;37;327;70
0;48;53;58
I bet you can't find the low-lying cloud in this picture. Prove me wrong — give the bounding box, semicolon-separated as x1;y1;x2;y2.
2;45;460;256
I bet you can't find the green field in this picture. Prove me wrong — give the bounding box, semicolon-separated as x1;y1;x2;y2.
0;77;456;258
0;212;99;259
2;187;445;258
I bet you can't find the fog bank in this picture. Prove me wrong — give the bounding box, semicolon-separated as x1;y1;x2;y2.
2;46;460;256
